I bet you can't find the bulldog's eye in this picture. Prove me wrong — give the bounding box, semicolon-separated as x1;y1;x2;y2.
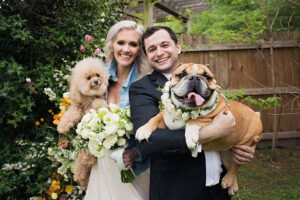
87;76;91;80
96;73;100;77
203;72;212;81
176;70;187;79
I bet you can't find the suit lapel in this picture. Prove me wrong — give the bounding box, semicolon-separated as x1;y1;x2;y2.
150;70;168;88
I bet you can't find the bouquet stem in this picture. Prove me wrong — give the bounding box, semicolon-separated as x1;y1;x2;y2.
121;169;135;183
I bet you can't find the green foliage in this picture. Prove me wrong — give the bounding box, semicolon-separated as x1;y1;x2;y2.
243;96;281;112
154;10;192;34
222;89;281;112
189;0;300;43
190;0;267;43
0;0;124;198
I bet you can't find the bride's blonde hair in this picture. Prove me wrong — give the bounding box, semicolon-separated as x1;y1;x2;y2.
104;20;151;77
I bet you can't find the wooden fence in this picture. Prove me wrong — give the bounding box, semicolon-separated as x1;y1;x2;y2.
178;32;300;145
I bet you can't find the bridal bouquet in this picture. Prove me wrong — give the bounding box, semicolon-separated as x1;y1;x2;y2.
76;104;135;183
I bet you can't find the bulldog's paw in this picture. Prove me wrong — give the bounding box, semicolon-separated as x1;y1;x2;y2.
221;174;238;195
135;125;152;141
185;124;200;150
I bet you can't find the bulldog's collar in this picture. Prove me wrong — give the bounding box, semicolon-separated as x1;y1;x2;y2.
160;81;219;121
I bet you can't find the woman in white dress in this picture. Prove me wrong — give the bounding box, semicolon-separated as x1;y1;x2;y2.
84;21;151;200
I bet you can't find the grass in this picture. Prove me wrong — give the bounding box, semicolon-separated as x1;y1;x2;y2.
232;148;300;200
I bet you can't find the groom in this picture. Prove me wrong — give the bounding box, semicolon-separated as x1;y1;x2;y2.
126;26;256;200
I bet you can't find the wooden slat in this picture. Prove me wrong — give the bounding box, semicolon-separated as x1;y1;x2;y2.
228;87;300;95
262;131;300;139
183;40;299;52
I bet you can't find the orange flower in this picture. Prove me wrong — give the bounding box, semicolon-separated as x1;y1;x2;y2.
53;110;65;125
60;97;71;108
35;121;40;126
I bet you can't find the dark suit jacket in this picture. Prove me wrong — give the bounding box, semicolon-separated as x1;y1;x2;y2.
129;70;210;200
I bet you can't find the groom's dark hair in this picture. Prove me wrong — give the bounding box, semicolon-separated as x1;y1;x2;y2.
141;26;178;54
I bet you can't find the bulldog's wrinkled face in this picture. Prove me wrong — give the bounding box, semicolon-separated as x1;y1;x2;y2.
170;63;217;110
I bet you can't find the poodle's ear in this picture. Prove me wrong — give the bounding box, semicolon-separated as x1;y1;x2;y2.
69;80;81;105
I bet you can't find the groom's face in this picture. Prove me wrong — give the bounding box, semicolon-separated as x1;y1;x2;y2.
144;29;181;74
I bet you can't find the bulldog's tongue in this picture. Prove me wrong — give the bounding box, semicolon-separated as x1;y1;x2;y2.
187;92;205;106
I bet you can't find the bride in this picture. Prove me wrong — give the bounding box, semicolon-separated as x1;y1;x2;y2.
84;20;151;200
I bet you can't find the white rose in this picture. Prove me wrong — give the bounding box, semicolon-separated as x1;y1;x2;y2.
104;123;119;135
117;129;125;137
63;92;70;98
161;93;169;101
191;110;199;119
175;109;182;118
182;112;190;121
88;140;104;158
103;112;120;124
117;138;126;146
125;123;133;132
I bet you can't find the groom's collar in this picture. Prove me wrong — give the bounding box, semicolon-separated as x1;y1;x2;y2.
149;70;168;88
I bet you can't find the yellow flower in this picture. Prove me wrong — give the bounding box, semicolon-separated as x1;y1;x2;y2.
60;97;71;108
51;192;58;199
35;121;40;126
40;118;44;122
65;185;73;193
53;110;65;125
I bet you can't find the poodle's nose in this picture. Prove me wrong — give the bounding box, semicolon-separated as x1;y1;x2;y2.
93;80;99;85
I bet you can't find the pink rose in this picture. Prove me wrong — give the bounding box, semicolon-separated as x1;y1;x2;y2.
80;45;85;52
85;35;93;43
94;48;100;56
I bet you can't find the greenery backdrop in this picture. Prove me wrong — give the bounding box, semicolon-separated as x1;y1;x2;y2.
0;0;123;199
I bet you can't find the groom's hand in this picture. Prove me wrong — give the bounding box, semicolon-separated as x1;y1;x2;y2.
122;149;139;170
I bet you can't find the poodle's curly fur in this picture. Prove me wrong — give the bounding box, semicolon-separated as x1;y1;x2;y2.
57;57;109;133
57;57;109;188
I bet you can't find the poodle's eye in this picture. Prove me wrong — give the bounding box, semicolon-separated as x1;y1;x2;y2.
96;73;100;77
87;76;91;80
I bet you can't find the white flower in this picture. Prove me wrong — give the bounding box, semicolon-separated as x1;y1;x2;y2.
103;112;120;124
63;92;70;98
26;78;31;82
101;18;105;23
117;138;126;146
182;112;190;121
103;123;119;135
88;140;105;158
175;109;182;118
191;110;199;119
103;134;118;149
161;93;169;104
125;123;133;132
101;13;105;17
117;129;125;137
108;103;119;112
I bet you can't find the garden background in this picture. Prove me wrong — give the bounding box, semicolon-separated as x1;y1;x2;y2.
1;0;299;199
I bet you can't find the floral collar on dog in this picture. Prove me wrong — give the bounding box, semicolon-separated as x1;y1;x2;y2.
159;81;219;121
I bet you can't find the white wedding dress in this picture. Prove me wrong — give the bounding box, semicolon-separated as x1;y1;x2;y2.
85;151;150;200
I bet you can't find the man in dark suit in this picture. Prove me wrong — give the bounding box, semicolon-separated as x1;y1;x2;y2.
125;26;256;200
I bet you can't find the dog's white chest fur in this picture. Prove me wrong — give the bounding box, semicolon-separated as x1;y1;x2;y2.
163;111;186;130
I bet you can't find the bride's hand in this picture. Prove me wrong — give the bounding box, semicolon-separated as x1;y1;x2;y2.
122;149;139;170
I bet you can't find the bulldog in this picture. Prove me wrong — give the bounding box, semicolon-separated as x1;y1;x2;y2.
135;63;263;195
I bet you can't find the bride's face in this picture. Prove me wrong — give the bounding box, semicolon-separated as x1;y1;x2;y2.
113;29;140;69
